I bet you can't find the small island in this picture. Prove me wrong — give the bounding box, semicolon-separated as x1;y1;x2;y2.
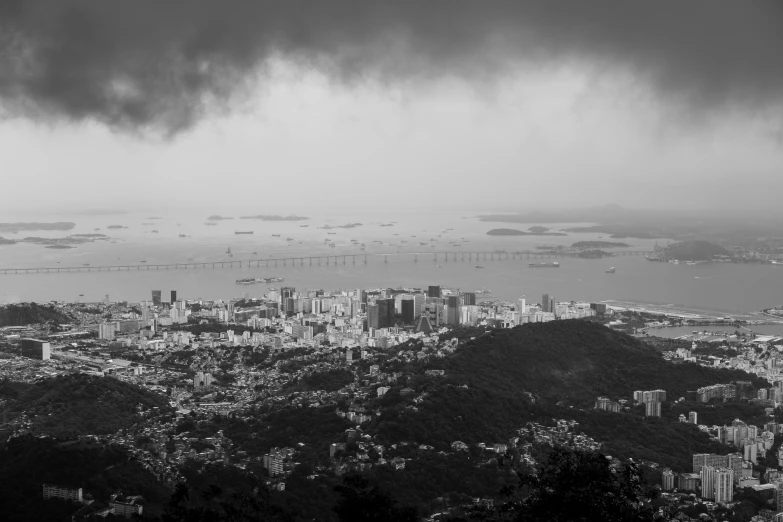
577;249;614;258
206;215;234;221
665;240;731;261
487;226;566;237
106;225;127;229
572;241;630;249
0;237;16;245
239;215;309;221
0;222;76;233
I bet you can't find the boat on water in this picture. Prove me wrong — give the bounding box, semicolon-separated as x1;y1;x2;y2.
151;230;158;233
300;225;309;227
179;234;186;238
83;263;90;266
606;267;616;273
529;261;560;268
475;265;484;268
235;231;254;235
140;260;146;263
272;234;280;237
286;237;294;241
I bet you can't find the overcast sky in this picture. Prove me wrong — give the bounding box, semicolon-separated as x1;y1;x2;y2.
1;1;782;215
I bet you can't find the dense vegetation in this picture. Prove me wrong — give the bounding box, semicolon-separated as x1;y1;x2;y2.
666;240;732;260
287;369;354;392
0;435;169;522
0;302;73;327
364;321;760;472
431;321;764;405
0;374;171;438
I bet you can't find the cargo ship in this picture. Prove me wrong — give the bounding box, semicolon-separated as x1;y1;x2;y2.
529;261;560;268
235;231;254;235
606;267;616;273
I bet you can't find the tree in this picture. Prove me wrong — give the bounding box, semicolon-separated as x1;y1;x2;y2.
470;447;658;521
333;474;419;522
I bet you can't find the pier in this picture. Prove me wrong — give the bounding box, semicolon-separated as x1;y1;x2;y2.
0;250;653;275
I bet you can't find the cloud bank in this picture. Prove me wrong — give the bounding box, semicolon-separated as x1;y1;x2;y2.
1;0;782;133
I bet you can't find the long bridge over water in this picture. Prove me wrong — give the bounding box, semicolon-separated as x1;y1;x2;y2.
0;249;653;275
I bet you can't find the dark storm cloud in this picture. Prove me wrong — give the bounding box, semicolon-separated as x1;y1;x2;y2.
1;0;781;133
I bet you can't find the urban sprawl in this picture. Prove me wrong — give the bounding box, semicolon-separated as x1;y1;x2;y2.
3;284;783;520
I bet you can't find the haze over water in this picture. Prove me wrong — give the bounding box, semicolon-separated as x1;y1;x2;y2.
2;210;783;323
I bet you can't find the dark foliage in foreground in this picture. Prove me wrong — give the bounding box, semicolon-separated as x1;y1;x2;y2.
0;302;73;327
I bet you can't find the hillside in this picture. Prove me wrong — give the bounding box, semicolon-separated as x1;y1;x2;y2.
0;302;73;327
666;240;732;260
0;374;171;439
365;321;762;472
433;321;764;404
0;435;170;522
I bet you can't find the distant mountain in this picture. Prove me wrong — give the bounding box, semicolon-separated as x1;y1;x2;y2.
486;227;566;236
0;222;75;232
478;204;639;224
239;214;310;221
0;302;73;327
0;374;172;439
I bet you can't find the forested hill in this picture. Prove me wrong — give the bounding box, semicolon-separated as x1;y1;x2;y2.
0;302;73;327
0;436;170;522
0;374;172;439
366;321;761;473
434;321;764;405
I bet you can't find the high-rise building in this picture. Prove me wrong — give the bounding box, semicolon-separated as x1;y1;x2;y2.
367;304;380;330
541;294;550;313
263;452;285;476
662;469;675;491
401;299;414;324
446;295;460;326
193;371;213;388
281;287;295;300
413;294;425;318
151;290;162;306
98;323;117;340
645;401;661;417
428;286;442;299
366;298;394;330
21;339;51;360
170;290;177;303
714;468;734;503
700;465;716;499
421;303;443;327
462;292;476;306
548;295;556;316
689;411;698;425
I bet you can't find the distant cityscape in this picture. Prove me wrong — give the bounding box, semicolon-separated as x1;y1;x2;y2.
4;279;783;520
